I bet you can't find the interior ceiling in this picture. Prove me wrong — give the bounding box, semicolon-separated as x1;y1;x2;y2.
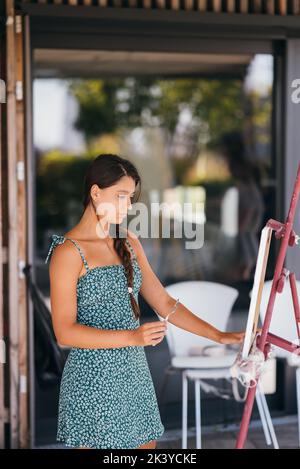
33;49;253;79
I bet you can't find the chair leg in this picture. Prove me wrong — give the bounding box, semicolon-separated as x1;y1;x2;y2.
195;379;202;449
255;390;272;445
296;367;300;447
257;382;279;449
182;371;188;449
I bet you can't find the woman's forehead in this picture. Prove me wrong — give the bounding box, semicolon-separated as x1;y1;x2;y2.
113;178;136;193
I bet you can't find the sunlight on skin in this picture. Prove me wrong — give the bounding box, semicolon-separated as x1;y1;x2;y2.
136;439;157;449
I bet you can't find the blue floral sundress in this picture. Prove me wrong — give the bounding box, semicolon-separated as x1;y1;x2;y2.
45;234;165;449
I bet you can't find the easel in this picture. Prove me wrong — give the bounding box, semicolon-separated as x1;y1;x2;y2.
235;162;300;449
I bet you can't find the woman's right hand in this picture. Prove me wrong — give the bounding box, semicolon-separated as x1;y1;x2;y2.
131;320;167;347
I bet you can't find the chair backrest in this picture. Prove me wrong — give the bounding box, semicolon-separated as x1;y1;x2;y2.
160;281;239;357
251;279;300;358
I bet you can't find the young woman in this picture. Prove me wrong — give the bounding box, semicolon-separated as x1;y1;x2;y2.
45;153;245;450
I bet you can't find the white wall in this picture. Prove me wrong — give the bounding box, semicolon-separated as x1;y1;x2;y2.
285;39;300;280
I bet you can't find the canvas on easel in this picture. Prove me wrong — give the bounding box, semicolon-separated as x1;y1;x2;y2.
242;226;272;359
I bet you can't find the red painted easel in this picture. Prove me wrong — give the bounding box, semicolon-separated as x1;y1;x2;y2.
236;162;300;448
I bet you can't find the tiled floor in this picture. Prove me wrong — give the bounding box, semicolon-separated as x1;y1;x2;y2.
156;415;299;449
35;415;298;449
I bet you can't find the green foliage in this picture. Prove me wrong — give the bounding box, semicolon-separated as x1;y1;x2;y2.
68;80;120;140
36;150;96;246
67;77;245;148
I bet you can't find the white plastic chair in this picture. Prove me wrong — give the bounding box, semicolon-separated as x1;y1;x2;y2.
258;279;300;447
156;281;276;448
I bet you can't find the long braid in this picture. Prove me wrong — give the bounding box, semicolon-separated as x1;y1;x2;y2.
114;224;141;321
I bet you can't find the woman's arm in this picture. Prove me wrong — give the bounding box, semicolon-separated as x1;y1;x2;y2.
49;241;134;349
129;232;245;345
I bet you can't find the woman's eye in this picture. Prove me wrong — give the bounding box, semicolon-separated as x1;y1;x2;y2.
117;194;135;203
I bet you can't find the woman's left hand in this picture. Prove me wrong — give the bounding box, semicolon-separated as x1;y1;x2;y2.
218;331;245;345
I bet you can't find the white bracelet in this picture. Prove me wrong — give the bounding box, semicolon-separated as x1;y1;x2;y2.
164;298;180;322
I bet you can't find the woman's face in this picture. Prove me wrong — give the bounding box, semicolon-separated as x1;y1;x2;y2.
92;176;136;224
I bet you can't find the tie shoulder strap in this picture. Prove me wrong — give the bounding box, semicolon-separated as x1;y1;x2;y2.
45;234;90;273
45;234;65;264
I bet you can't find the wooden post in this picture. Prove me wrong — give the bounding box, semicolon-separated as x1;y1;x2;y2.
6;0;19;449
170;0;180;10
128;0;138;7
184;0;194;10
156;0;166;8
291;0;300;15
226;0;236;13
239;0;249;13
5;0;29;449
278;0;287;15
23;13;35;450
266;0;275;15
253;0;262;13
0;13;6;450
212;0;222;13
15;14;29;449
197;0;208;11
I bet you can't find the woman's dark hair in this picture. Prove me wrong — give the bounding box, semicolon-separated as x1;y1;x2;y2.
82;154;142;320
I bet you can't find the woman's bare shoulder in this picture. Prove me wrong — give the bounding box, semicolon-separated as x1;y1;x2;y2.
49;238;82;279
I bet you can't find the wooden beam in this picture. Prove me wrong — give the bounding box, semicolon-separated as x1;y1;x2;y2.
6;0;20;449
278;0;287;15
23;14;35;449
170;0;180;10
128;0;138;7
15;14;29;449
0;9;5;451
239;0;249;13
184;0;194;10
226;0;236;13
266;0;275;15
156;0;166;8
252;0;262;13
197;0;208;11
291;0;300;15
212;0;222;13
